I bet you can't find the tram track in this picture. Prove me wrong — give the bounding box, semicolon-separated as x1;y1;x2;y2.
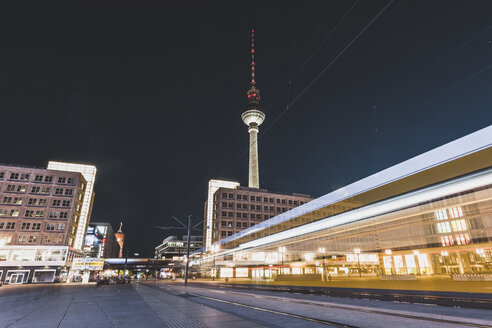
140;282;492;328
188;282;492;310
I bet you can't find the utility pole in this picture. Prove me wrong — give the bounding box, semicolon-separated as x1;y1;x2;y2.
155;215;203;287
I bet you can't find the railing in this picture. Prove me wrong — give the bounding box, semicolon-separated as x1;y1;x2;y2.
452;274;492;281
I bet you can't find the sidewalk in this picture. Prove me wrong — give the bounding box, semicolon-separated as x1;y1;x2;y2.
134;282;267;328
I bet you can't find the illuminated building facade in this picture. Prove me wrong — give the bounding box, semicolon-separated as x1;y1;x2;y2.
0;164;89;283
204;126;492;281
203;182;313;249
47;161;96;251
84;222;120;258
155;235;203;260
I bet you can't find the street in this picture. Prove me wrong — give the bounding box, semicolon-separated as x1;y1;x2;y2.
1;282;492;328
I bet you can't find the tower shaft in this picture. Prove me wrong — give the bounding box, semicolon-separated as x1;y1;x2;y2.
248;126;260;188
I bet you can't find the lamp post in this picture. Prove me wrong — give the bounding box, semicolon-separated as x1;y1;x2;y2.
441;251;449;275
354;248;361;277
155;215;203;286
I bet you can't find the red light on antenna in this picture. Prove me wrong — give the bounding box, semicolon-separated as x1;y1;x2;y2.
251;29;255;33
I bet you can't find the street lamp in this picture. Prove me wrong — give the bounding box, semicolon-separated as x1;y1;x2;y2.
278;247;286;272
354;248;361;277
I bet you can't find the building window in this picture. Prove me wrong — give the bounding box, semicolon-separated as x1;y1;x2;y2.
300;201;305;205
288;200;293;205
236;222;242;228
13;197;22;205
281;199;286;204
434;209;448;221
228;212;233;217
43;235;52;243
250;196;255;201
20;174;29;181
10;210;19;217
282;208;287;212
236;213;242;218
221;221;227;227
251;205;255;210
228;203;234;208
58;177;66;184
250;214;255;219
264;215;268;220
227;231;232;236
32;223;41;230
255;214;260;219
269;198;273;203
35;211;44;218
264;197;268;202
242;222;248;227
294;200;299;206
55;188;63;195
228;193;234;199
256;197;260;202
52;200;61;206
39;199;47;206
25;210;34;217
242;213;247;218
28;198;37;205
18;235;27;243
264;206;268;211
10;173;19;180
256;205;261;210
31;186;40;193
62;200;70;207
242;204;247;209
277;207;281;212
276;199;280;204
222;193;227;198
44;176;53;182
0;222;3;229
269;206;274;211
35;175;43;182
21;222;31;230
49;211;58;218
56;223;65;231
221;202;227;207
2;197;12;204
6;185;15;192
67;178;74;184
60;212;68;219
237;195;242;200
41;187;50;194
0;209;7;216
221;231;227;237
242;195;247;200
6;222;15;229
46;224;55;231
16;185;26;193
0;172;4;179
236;203;241;209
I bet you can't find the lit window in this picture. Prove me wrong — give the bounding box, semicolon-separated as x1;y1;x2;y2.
436;222;451;233
449;206;464;219
451;219;467;232
434;209;448;221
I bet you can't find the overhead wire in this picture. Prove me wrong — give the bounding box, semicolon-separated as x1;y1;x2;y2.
173;0;363;217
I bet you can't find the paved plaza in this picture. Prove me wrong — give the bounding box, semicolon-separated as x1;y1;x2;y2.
1;282;492;328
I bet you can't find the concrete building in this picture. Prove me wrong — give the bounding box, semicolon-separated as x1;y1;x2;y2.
47;161;97;251
203;183;313;249
85;222;120;258
155;235;203;260
0;163;92;283
203;126;492;282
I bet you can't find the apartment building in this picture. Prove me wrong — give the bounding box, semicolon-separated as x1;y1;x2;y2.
204;182;313;249
0;163;94;284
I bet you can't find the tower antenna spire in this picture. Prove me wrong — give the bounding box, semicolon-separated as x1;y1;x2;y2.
251;29;256;86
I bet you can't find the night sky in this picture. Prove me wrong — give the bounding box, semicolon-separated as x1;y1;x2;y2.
1;1;492;257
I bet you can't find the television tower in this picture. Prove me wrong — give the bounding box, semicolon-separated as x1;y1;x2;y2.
241;29;265;188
